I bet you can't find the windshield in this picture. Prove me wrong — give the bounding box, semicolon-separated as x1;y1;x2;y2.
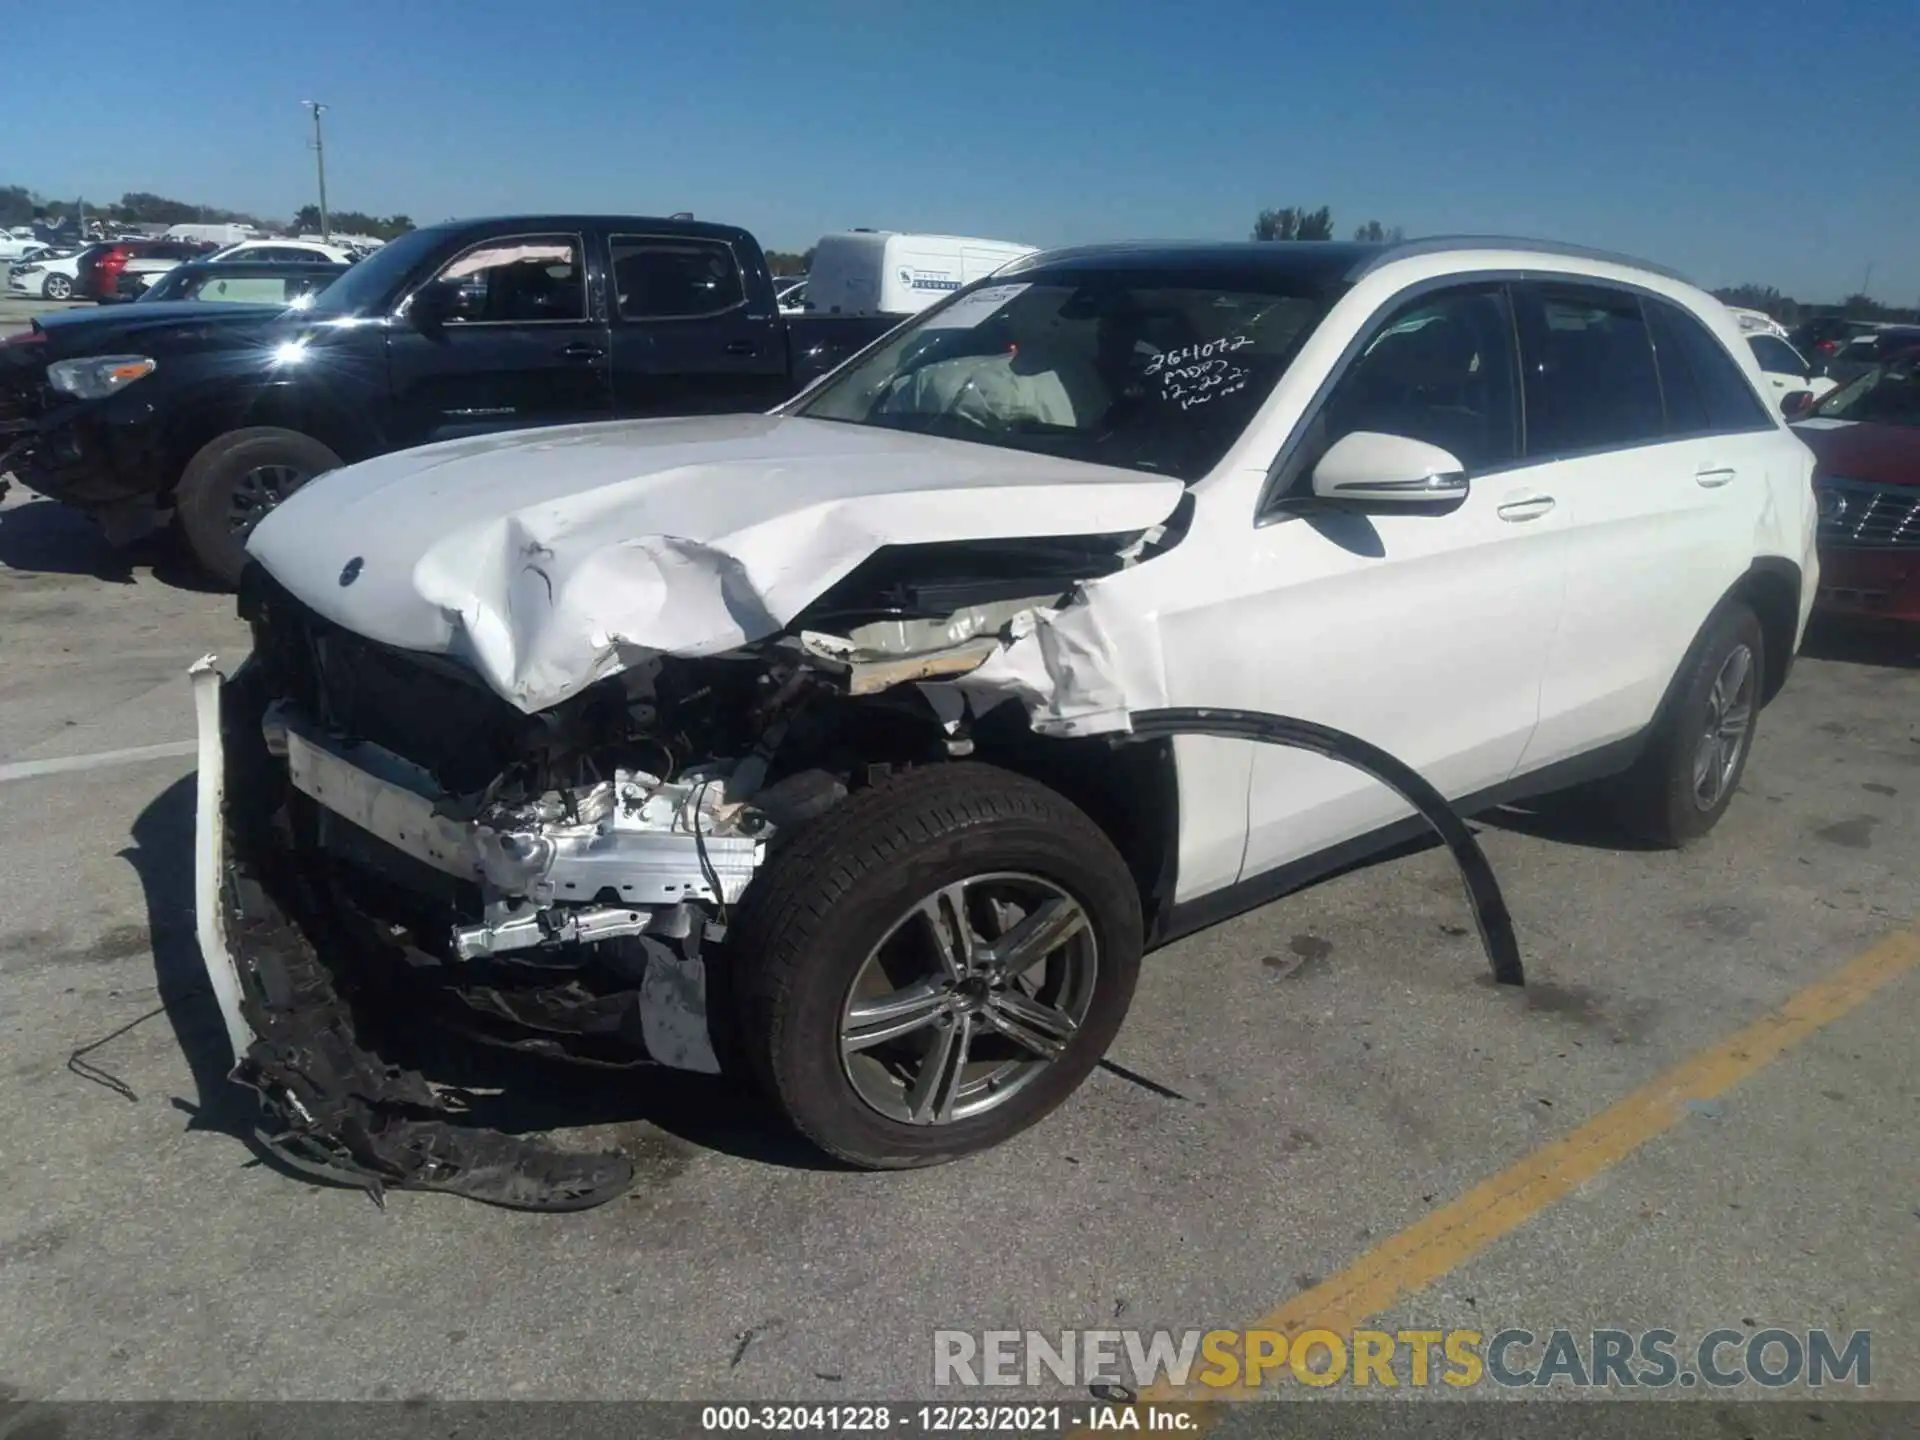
791;267;1333;480
301;226;449;317
145;269;333;306
1811;354;1920;428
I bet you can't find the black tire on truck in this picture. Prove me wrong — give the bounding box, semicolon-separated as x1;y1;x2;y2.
176;427;342;588
725;763;1143;1169
1611;602;1766;847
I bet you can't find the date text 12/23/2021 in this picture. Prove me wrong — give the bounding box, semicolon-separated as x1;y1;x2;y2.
700;1405;1189;1433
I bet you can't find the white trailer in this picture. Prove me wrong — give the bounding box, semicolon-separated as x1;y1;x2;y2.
803;231;1038;317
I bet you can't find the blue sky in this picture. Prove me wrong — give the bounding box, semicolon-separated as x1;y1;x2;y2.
23;1;1920;302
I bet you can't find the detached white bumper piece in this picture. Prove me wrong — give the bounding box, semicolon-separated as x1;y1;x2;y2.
189;654;258;1069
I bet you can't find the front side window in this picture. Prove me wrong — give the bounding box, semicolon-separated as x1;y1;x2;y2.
1309;286;1520;474
793;268;1332;480
1749;335;1807;378
611;237;745;320
1516;284;1665;456
428;234;586;324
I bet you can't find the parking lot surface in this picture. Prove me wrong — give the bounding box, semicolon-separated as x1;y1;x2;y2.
1;340;1916;1405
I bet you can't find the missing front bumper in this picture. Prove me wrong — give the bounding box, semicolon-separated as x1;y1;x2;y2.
187;657;638;1210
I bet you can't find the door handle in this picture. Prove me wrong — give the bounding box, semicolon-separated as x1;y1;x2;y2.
1496;495;1556;522
559;342;605;360
723;340;758;356
1694;467;1736;488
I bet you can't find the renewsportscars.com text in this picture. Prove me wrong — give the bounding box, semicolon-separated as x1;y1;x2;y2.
932;1327;1872;1390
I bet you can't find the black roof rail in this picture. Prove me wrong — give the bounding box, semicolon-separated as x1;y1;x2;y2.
1347;235;1691;286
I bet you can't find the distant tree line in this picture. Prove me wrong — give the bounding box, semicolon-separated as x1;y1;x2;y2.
1;184;270;229
764;248;814;276
1251;204;1404;244
1710;282;1917;327
291;205;414;240
0;183;417;241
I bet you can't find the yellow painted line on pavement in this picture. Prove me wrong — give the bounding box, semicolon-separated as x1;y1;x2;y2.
1144;923;1920;1412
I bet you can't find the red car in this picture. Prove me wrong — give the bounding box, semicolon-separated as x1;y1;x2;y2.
1793;348;1920;623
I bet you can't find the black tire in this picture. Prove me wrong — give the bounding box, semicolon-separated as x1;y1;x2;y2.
43;272;73;301
725;763;1143;1169
1611;603;1766;847
176;427;341;587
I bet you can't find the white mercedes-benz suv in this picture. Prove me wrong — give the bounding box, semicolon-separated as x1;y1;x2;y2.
191;236;1819;1207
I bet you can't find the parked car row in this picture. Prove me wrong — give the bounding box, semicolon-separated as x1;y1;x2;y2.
4;234;359;302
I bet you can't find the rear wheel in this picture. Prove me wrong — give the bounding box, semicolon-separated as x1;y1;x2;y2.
726;763;1143;1168
43;273;72;300
175;427;341;587
1611;603;1764;847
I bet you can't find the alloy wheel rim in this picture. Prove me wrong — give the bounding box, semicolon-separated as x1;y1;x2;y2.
225;464;307;537
1691;642;1755;811
838;871;1098;1125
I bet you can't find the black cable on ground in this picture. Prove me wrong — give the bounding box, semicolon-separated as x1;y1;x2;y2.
1120;707;1523;986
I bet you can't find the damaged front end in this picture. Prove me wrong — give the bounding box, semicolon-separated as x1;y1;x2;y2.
190;507;1524;1208
190;539;1129;1208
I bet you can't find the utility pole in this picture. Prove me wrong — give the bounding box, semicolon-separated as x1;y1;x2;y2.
302;100;330;241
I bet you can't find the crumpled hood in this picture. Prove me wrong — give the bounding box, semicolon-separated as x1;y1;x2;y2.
247;413;1184;713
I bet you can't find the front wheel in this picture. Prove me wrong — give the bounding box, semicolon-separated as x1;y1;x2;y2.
726;763;1143;1168
175;427;342;587
1611;603;1765;847
43;273;73;300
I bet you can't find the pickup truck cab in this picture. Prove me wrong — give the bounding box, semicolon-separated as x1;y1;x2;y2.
0;215;899;582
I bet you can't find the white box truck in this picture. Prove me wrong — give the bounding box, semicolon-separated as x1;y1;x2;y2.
804;231;1038;316
163;222;258;247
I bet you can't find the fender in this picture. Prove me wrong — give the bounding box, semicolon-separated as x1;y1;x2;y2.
155;366;384;492
1122;708;1523;986
1646;558;1802;738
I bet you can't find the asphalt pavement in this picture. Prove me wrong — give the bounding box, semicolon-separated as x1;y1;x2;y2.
0;328;1915;1411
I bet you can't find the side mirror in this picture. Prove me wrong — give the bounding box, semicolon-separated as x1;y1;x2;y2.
1780;389;1815;418
1311;431;1469;511
408;279;459;330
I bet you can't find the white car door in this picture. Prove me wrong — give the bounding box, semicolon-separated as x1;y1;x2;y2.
1189;283;1566;887
1512;283;1774;769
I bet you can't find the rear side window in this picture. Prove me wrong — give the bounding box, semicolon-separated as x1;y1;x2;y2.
1515;284;1665;455
611;236;746;320
1645;297;1774;433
